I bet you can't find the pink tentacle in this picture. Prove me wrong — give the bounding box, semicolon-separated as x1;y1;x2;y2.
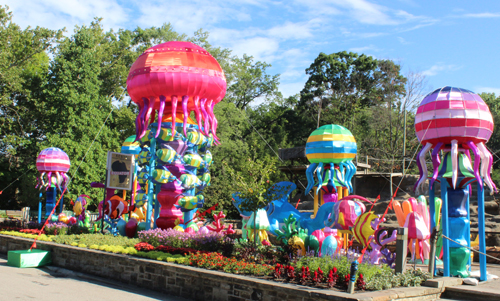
46;172;52;190
144;96;154;130
206;99;219;143
430;142;444;188
171;95;178;137
467;141;483;188
155;95;166;138
135;102;146;141
200;98;209;136
451;140;458;189
182;95;189;137
193;96;203;132
138;98;149;139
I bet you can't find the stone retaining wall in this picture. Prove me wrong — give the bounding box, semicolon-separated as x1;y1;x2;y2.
0;234;444;301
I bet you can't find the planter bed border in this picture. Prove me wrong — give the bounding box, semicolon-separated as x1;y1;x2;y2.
0;234;447;301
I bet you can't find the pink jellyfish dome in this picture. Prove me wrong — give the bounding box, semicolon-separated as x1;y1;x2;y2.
36;147;71;172
415;86;494;146
126;41;227;140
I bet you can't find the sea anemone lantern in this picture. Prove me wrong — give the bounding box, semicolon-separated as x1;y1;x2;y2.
126;41;227;142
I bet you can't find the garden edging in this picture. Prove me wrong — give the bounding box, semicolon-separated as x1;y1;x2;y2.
0;234;446;301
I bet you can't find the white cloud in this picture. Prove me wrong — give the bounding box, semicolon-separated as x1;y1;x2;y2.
422;63;461;77
475;87;500;95
397;37;411;44
463;12;500;18
280;81;307;97
348;44;380;53
231;37;280;62
4;0;128;31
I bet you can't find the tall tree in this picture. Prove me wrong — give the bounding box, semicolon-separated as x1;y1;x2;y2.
0;6;63;207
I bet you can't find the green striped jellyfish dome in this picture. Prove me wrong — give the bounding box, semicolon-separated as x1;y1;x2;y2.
305;125;357;164
121;135;142;155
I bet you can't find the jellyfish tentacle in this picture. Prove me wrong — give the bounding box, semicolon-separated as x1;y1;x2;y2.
316;162;324;194
466;141;483;189
349;161;357;192
135;99;148;139
415;143;432;194
193;96;203;131
430;142;444;188
414;148;423;192
55;171;62;191
200;98;209;136
155;95;166;138
451;140;459;189
181;95;189;137
476;142;496;193
171;95;178;137
206;99;219;143
305;163;318;195
46;171;53;190
144;97;155;130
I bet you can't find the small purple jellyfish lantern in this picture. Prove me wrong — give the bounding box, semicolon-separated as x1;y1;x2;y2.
36;147;71;191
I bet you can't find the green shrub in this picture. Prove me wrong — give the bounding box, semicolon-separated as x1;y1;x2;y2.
294;255;392;284
135;251;186;264
51;234;140;247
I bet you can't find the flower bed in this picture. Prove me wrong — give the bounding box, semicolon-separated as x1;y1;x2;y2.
0;229;431;292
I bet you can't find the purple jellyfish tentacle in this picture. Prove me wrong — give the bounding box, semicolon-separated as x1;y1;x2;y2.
171;95;178;137
135;102;146;140
192;96;203;131
144;96;154;131
137;98;149;139
488;150;498;192
466;141;483;189
182;95;189;137
305;163;318;195
209;100;219;144
206;99;219;143
46;171;52;191
476;142;496;193
62;173;69;189
451;140;458;189
430;142;444;188
416;143;432;194
200;98;209;136
155;95;166;138
413;148;423;192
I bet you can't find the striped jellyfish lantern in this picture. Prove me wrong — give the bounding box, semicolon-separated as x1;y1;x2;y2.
414;86;496;194
36;147;71;191
304;125;357;202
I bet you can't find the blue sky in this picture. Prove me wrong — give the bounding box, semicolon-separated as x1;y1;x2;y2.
4;0;500;98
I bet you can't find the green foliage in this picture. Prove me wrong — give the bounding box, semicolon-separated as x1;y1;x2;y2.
0;230;53;241
51;233;139;247
294;255;393;286
365;268;431;290
135;251;186;263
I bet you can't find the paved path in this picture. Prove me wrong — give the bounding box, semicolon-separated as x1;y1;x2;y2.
0;256;187;301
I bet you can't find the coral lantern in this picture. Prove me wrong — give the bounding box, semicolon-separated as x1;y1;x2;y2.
126;41;227;142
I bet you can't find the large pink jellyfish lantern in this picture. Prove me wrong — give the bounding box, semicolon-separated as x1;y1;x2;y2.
126;41;227;142
36;147;71;190
414;86;496;194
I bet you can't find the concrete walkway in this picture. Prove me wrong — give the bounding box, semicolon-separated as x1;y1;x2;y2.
0;255;188;301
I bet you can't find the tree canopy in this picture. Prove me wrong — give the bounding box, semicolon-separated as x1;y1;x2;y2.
3;6;497;217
